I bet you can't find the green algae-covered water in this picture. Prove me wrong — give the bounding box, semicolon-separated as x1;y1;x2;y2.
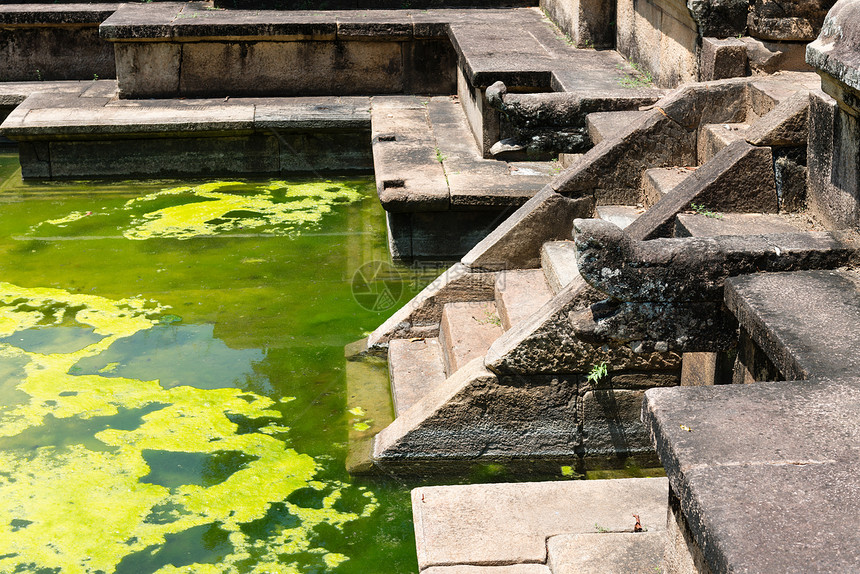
0;153;430;574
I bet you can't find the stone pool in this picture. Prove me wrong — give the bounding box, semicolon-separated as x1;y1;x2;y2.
0;152;426;574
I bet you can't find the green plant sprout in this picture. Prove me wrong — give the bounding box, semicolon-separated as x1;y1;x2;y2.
435;147;447;163
690;203;724;219
617;62;653;88
586;361;609;384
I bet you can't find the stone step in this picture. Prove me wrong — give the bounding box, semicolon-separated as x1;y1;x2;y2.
585;109;648;145
541;240;581;295
494;269;553;330
698;122;750;165
641;166;696;208
412;478;668;570
547;531;667;574
387;337;447;416
595;205;643;229
438;300;504;376
2;87;374;178
674;212;810;238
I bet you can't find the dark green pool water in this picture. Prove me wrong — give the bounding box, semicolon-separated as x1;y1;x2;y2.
0;154;439;574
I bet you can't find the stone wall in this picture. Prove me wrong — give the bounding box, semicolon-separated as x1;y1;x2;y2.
0;6;117;81
615;0;835;88
540;0;616;49
616;0;701;87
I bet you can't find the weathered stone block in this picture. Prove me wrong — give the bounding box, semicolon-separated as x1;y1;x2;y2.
773;146;808;211
699;37;748;82
581;389;651;458
278;129;372;173
540;0;616;48
179;41;403;97
643;378;860;573
373;359;583;464
642;166;694;207
748;0;836;41
680;351;733;385
745;89;810;146
48;134;280;178
725;269;860;381
0;25;115;82
114;42;180;99
495;269;554;330
486;276;682;374
553;109;697;205
439;301;504;376
687;0;748;37
17;142;51;179
368;262;498;347
616;0;700;87
575;218;858;303
698;122;749;165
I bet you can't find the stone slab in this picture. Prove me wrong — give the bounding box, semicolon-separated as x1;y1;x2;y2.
428;96;552;209
581;389;650;459
724;269;860;381
697;122;749;165
547;531;666;574
595;205;642;229
2;91;375;178
438;300;504;376
412;478;668;568
744;89;809;147
642;166;695;208
540;240;580;294
625;140;777;240
642;377;860;573
371;97;450;212
424;567;550;574
0;4;118;25
674;212;806;237
388;337;447;416
586;110;648;145
0;80;102;109
462;187;594;271
494;268;553;330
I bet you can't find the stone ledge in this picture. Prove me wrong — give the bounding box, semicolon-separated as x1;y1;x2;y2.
0;4;118;26
724;269;860;380
1;88;373;140
412;478;667;569
643;378;860;573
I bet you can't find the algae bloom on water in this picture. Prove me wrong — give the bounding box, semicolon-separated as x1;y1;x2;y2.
34;180;365;241
0;171;420;573
0;282;378;574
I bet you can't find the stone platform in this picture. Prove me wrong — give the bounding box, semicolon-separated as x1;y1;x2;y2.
643;378;860;573
641;267;860;572
99;3;662;157
413;477;668;571
374;95;555;259
1;84;373;178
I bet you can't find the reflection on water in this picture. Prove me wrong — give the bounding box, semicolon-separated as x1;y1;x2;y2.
0;157;427;574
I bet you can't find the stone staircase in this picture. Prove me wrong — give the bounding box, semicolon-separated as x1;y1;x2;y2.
386;240;581;421
352;71;825;476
